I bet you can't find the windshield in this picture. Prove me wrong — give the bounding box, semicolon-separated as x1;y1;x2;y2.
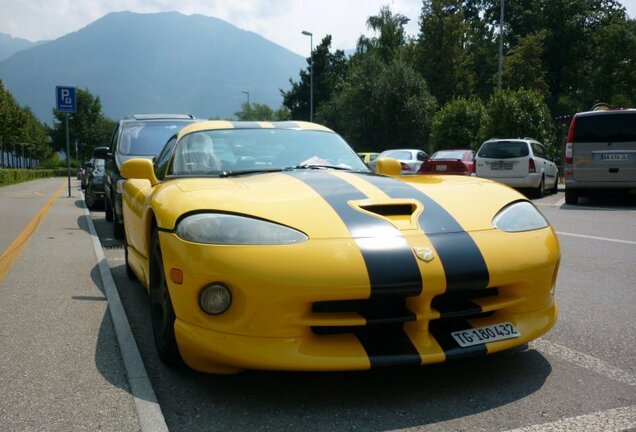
169;128;369;176
120;120;195;156
381;150;413;160
478;141;529;159
433;150;469;160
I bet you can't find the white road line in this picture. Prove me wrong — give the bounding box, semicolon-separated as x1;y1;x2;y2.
81;192;169;432
555;231;636;245
553;197;565;207
504;405;636;432
530;339;636;386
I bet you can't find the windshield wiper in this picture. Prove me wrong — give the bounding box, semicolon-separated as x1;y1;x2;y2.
218;168;283;178
284;164;355;171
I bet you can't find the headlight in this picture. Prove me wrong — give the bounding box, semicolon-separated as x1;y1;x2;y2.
492;201;549;232
175;213;308;245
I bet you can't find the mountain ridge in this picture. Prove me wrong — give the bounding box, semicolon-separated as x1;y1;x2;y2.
0;11;305;124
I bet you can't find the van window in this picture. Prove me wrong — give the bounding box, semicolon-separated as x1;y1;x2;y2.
573;112;636;142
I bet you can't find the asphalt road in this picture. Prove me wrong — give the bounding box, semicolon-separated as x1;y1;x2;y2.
1;179;634;431
94;187;636;432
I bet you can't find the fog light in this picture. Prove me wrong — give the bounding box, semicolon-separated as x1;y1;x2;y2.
199;283;232;315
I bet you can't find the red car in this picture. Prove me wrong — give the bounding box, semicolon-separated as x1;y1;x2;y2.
418;149;476;175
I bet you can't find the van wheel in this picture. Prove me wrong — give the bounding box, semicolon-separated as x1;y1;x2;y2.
565;188;578;205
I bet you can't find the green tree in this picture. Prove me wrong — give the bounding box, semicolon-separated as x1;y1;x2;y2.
48;88;115;161
318;55;437;152
429;98;487;152
282;35;348;120
502;30;549;96
416;0;476;105
358;6;411;62
234;103;291;121
482;89;556;150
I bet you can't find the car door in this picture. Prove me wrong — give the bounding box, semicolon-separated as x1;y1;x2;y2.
532;142;557;183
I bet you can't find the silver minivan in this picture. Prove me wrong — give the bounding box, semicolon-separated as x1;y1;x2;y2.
476;138;558;197
564;109;636;204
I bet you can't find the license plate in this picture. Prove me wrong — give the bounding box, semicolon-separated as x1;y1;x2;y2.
451;322;520;347
602;153;629;161
490;162;513;170
436;165;447;171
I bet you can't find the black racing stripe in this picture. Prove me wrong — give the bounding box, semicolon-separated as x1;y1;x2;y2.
361;174;489;292
428;319;487;359
287;171;422;296
286;171;422;367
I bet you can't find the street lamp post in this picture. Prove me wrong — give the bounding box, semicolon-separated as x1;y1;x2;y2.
242;90;250;107
301;30;313;122
498;0;504;90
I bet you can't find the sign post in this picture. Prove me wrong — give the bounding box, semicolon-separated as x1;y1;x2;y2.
56;86;76;197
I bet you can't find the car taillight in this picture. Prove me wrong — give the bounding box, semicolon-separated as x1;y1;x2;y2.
565;117;576;164
401;162;411;171
529;158;536;173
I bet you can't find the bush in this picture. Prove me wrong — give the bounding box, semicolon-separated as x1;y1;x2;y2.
429;98;487;152
0;168;69;187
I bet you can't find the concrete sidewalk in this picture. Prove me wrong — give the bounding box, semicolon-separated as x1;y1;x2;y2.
0;178;158;431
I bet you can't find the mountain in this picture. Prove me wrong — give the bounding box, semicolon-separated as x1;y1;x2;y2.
0;32;43;62
0;12;305;124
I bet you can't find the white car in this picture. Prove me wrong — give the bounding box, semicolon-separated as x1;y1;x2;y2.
475;138;558;197
368;149;429;174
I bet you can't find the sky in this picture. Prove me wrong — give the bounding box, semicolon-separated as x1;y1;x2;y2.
1;0;635;56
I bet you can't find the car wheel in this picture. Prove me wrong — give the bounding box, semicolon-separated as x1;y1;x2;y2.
149;230;183;367
565;188;578;205
113;201;124;239
551;177;558;194
85;185;95;210
105;195;113;222
534;177;545;198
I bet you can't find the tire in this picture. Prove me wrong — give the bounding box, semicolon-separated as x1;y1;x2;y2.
85;185;95;210
534;177;545;199
551;177;558;194
565;188;578;205
113;199;124;239
105;194;113;222
149;231;183;367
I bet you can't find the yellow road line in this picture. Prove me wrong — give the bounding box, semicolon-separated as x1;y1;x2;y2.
0;181;66;284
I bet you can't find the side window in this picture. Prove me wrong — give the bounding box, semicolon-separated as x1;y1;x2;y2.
154;136;177;180
533;143;546;159
417;152;427;161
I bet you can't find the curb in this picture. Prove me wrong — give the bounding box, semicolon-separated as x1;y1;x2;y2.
80;191;169;432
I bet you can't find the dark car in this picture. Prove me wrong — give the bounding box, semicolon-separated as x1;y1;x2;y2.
102;114;197;238
79;161;93;190
84;157;106;210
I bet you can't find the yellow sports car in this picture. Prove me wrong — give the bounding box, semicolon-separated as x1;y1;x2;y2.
121;120;559;374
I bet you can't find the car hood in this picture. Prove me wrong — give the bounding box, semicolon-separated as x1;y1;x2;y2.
152;171;524;238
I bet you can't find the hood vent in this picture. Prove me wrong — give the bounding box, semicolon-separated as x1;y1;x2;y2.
359;203;416;217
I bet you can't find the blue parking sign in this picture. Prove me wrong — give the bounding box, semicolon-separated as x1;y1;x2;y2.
56;86;76;112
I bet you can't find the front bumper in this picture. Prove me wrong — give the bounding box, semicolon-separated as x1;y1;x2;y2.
159;227;560;373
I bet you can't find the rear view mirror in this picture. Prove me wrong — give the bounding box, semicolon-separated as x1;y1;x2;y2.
376;157;402;176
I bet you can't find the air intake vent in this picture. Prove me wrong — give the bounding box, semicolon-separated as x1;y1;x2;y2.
359;203;416;216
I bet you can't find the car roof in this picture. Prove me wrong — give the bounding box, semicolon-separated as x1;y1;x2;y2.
177;120;334;139
123;114;195;121
575;108;636;117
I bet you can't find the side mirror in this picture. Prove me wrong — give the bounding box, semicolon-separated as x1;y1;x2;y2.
375;157;402;176
93;146;111;159
120;158;159;186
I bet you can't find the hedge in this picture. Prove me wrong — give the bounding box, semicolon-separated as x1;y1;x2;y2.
0;168;70;187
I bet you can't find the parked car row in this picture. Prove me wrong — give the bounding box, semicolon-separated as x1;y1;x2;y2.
361;138;558;197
